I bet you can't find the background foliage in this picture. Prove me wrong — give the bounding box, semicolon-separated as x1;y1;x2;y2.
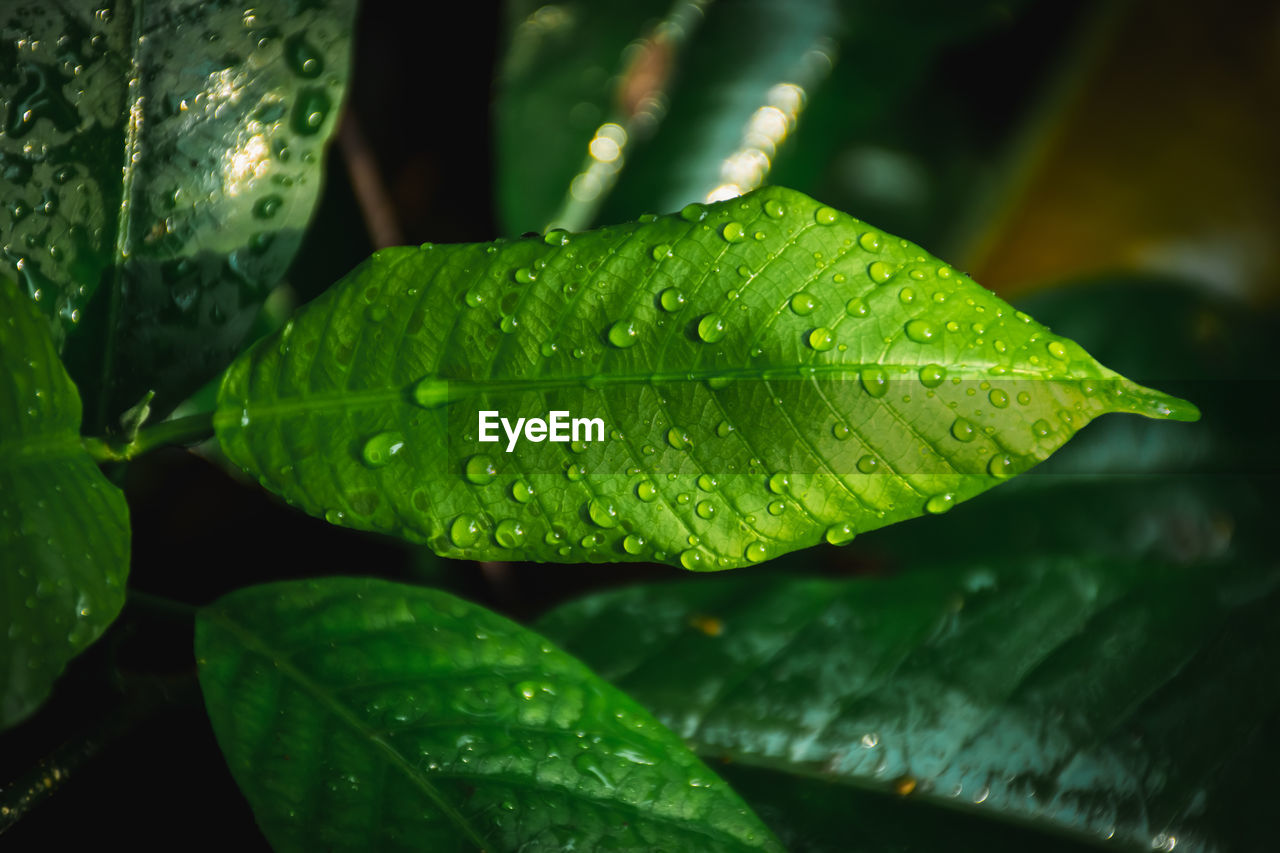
2;0;1276;850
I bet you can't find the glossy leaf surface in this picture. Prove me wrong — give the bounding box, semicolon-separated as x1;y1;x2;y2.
540;556;1280;852
0;0;356;425
196;577;781;852
214;186;1195;568
0;279;129;729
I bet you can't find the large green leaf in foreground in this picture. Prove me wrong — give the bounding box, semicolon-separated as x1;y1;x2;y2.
196;577;781;852
0;0;356;425
540;558;1280;852
0;279;129;729
214;186;1196;568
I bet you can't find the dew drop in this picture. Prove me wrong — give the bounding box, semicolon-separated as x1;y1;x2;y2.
861;368;889;398
767;499;786;515
925;493;954;514
763;198;786;218
868;261;895;283
1047;340;1068;360
988;454;1015;478
360;431;404;467
715;420;734;438
607;319;639;348
918;364;945;388
566;463;585;481
680;202;706;222
464;454;497;485
721;222;746;243
636;480;658;501
253;195;282;219
832;423;851;440
679;549;705;569
898;287;916;304
790;292;817;315
808;327;835;351
659;287;686;312
494;519;526;548
587;498;619;527
856;455;878;474
284;34;324;77
1032;419;1053;438
449;515;482;548
651;243;671;261
544;229;569;246
411;378;449;409
904;319;936;343
814;206;838;225
768;472;789;494
951;417;976;442
667;427;692;450
623;533;646;555
825;523;855;545
500;314;519;334
511;480;535;503
513;267;536;284
989;389;1009;408
697;313;727;343
745;542;767;562
846;298;869;318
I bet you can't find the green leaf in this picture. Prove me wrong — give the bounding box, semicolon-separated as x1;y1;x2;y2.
0;278;129;729
717;763;1100;853
495;0;1034;235
0;0;357;426
538;557;1280;852
862;278;1272;568
195;577;782;852
213;186;1195;569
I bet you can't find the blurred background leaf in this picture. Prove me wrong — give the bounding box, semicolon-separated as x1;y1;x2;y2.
495;0;1061;246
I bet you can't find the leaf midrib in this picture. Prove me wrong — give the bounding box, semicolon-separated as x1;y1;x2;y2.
207;610;493;851
94;0;147;430
209;610;774;852
218;360;1057;425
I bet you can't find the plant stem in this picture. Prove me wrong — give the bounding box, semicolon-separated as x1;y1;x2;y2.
81;411;216;463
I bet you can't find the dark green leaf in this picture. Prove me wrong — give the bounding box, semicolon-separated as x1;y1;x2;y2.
718;763;1099;853
539;557;1280;852
195;577;782;852
0;0;357;426
0;278;129;729
214;186;1195;568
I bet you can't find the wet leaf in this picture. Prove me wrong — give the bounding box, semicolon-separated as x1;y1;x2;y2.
0;0;357;426
213;186;1195;568
540;556;1280;852
0;278;129;729
196;576;781;852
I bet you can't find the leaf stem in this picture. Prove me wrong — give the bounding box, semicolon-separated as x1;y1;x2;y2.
82;411;216;462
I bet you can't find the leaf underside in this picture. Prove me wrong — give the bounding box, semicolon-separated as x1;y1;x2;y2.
214;185;1196;569
0;278;129;730
539;556;1280;853
196;577;781;852
0;0;356;425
